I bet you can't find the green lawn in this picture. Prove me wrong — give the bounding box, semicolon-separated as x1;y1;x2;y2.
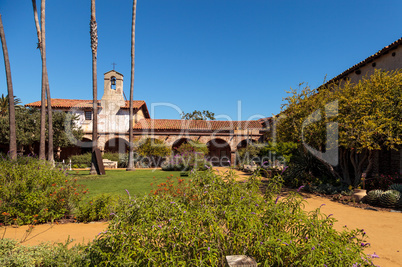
70;169;184;198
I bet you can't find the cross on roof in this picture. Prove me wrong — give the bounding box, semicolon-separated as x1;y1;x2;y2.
112;62;117;70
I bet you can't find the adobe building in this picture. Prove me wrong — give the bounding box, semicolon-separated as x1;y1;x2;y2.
26;70;268;165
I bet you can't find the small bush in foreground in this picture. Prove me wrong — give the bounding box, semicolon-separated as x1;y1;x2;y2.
0;156;86;225
75;194;118;223
83;169;374;266
0;238;82;266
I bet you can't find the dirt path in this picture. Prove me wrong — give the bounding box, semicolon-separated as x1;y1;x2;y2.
303;195;402;267
1;222;107;247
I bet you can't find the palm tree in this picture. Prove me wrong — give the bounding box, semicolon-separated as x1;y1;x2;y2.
37;0;47;160
31;0;54;163
126;0;137;171
0;94;21;117
0;14;17;159
89;0;99;175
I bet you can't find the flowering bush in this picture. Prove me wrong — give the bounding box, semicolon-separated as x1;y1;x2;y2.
83;169;374;266
0;156;86;225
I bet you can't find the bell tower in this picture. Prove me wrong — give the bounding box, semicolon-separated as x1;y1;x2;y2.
101;70;125;106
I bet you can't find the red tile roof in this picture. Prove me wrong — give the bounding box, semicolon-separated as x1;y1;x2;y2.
133;119;264;131
25;98;146;110
323;36;402;87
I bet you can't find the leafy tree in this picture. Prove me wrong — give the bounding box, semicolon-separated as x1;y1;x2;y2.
0;108;82;155
0;94;21;117
51;111;83;149
0;15;17;159
136;138;171;158
181;110;215;120
277;70;402;185
176;140;209;156
0;108;40;152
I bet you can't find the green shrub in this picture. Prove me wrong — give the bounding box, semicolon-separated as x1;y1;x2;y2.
68;153;91;168
175;140;209;155
259;141;298;165
237;144;261;165
68;152;136;168
0;156;86;225
83;169;373;266
0;238;83;266
136;138;171;167
283;147;336;188
75;194;118;223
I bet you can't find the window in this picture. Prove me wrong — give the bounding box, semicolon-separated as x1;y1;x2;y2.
111;76;116;90
85;111;92;120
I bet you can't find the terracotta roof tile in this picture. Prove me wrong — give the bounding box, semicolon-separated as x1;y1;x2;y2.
25;99;146;109
133;119;264;131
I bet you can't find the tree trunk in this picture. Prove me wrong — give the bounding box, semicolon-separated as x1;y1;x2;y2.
0;14;17;160
90;0;99;175
127;0;137;171
38;0;47;160
350;149;370;186
340;148;351;185
46;81;53;163
32;0;53;163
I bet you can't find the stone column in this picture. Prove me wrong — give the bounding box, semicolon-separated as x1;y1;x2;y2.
231;151;236;167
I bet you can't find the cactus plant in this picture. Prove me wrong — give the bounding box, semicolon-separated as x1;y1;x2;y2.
364;189;384;205
388;184;402;194
379;190;401;208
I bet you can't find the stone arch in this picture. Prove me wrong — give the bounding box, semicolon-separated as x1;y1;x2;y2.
104;137;129;154
235;138;260;166
236;139;256;150
172;138;192;154
207;138;231;166
80;137;93;154
58;137;92;160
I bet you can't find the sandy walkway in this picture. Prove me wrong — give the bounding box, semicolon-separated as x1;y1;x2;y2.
1;222;107;247
303;195;402;267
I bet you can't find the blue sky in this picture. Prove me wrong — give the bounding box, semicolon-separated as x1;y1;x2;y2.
1;0;402;120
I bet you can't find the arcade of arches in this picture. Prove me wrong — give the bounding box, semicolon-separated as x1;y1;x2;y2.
69;132;264;166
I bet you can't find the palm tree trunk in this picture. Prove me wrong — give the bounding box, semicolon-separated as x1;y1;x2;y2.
0;14;17;160
38;0;47;160
90;0;98;175
31;0;53;163
126;0;137;171
46;79;53;162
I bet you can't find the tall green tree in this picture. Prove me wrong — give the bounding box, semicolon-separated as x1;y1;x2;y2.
31;0;54;163
127;0;137;171
0;14;17;159
0;94;21;117
181;110;215;120
35;0;48;160
277;70;402;185
0;108;82;156
89;0;99;175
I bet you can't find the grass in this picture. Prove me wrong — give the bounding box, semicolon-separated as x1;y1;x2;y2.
70;169;184;198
